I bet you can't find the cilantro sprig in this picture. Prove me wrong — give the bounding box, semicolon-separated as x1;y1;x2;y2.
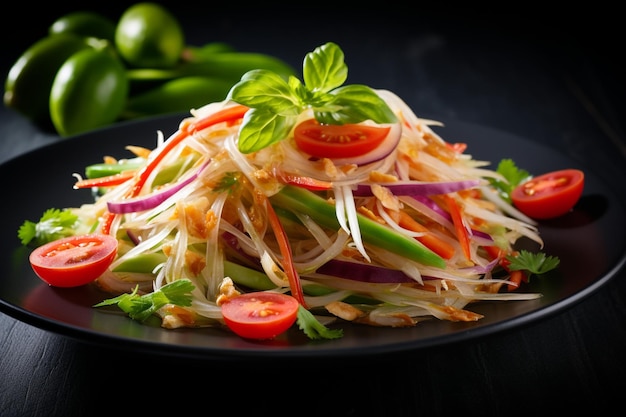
296;305;344;340
227;42;397;154
213;171;243;194
94;279;194;322
506;249;560;280
18;208;78;246
489;158;531;203
95;279;343;340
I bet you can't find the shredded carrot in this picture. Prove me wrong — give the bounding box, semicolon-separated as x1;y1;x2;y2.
444;194;471;261
101;105;249;236
397;210;456;259
483;245;526;291
484;245;504;260
445;142;467;153
129;104;248;199
100;212;116;235
507;270;526;291
280;173;332;191
263;193;307;308
73;171;136;189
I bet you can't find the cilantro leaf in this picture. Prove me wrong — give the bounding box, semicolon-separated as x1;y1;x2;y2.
18;208;78;246
214;171;243;193
296;305;344;340
228;42;397;154
94;279;195;322
506;250;560;279
489;159;531;203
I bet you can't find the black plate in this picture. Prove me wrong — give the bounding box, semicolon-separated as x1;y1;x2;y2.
1;114;624;360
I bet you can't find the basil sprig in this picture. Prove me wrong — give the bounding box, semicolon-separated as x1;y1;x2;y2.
227;42;397;154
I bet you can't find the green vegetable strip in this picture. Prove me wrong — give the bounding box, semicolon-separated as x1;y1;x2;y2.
226;260;375;303
112;253;167;273
270;185;446;269
223;260;275;290
85;158;145;179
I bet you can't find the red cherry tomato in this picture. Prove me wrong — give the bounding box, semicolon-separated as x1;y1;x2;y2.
511;169;585;219
221;292;299;340
29;234;118;287
293;118;390;159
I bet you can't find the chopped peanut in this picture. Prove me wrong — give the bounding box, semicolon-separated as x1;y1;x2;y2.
216;277;241;306
325;301;365;321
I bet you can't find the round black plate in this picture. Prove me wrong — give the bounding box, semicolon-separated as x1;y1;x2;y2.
1;114;624;360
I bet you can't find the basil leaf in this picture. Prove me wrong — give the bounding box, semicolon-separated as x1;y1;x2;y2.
303;42;347;93
238;109;297;153
227;41;397;153
315;85;398;125
228;69;299;115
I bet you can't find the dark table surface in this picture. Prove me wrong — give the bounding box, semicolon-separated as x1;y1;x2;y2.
1;4;625;416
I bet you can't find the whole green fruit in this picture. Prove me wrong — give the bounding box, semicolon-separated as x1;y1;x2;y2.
3;34;91;127
115;2;185;69
49;11;117;41
122;76;233;119
49;48;129;136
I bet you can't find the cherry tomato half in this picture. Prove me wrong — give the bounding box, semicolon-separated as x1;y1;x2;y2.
221;292;299;340
29;234;118;287
511;169;585;219
293;118;390;159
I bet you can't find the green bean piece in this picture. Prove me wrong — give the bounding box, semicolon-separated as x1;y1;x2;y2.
270;185;446;268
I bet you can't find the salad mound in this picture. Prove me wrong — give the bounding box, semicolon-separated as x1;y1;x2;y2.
19;42;560;341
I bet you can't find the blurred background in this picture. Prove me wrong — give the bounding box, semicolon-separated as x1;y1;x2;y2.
3;2;624;146
3;1;624;189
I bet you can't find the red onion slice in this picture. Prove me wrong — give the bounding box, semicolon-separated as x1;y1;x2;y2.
315;259;416;283
352;179;480;197
107;160;210;214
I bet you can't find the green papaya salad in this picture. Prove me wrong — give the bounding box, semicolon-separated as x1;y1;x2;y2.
19;42;567;341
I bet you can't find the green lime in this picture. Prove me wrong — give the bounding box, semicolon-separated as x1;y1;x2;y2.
49;11;117;41
49;48;129;136
3;34;91;127
114;2;185;69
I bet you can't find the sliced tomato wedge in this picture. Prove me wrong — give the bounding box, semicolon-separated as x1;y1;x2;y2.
511;169;584;219
221;292;299;340
294;118;390;159
29;234;118;287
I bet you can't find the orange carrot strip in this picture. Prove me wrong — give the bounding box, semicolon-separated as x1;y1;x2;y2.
280;173;332;191
444;194;471;261
264;194;307;308
484;245;504;261
397;210;455;260
507;270;525;291
73;171;136;189
100;212;116;235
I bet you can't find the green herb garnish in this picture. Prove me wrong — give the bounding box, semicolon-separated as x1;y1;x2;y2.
506;249;560;279
94;279;194;322
489;158;531;203
227;42;397;154
18;208;78;246
296;305;344;340
214;171;243;193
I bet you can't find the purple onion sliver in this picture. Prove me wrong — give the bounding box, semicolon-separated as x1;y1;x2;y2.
316;259;416;283
352;180;480;197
